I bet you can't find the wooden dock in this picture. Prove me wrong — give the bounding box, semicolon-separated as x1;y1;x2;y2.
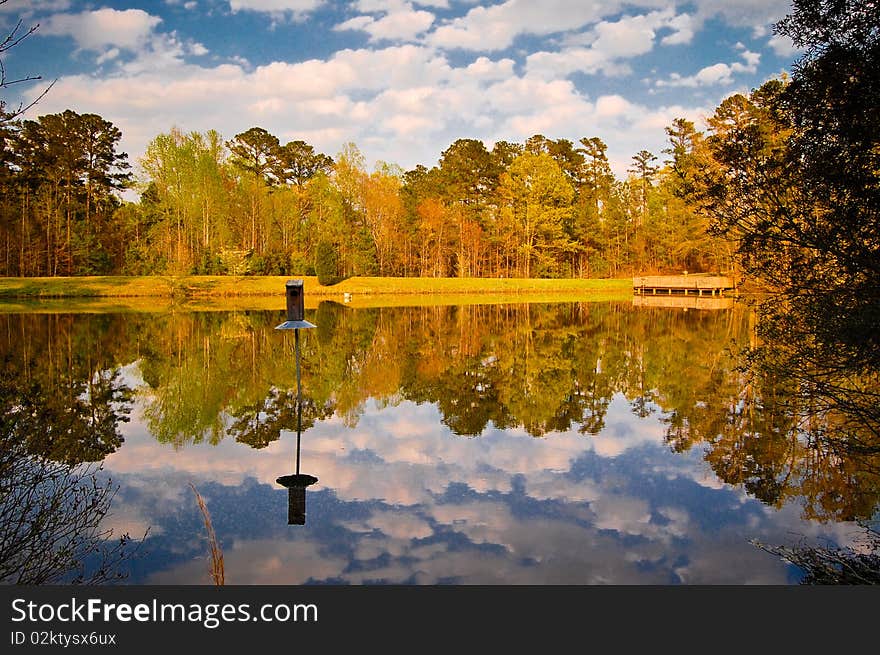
632;274;734;297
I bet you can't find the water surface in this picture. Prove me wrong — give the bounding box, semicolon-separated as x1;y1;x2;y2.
2;299;876;584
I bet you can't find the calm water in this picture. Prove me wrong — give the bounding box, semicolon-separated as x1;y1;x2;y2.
2;298;877;584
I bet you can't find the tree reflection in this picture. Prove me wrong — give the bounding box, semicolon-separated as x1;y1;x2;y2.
753;526;880;584
0;433;135;584
0;316;137;583
665;293;880;523
2;298;878;527
0;315;133;465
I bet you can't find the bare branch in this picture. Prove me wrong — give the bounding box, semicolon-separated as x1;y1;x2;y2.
0;19;39;55
0;1;52;122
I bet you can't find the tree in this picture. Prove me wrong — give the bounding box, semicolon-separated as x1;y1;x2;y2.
499;151;574;277
689;81;793;284
362;162;405;276
663;118;701;188
141;128;230;272
754;526;880;584
775;0;880;298
275;140;333;188
0;333;139;583
401;164;446;276
572;137;615;276
577;137;614;218
226;127;280;183
439;139;499;276
2;110;130;275
75;113;131;259
315;239;339;285
0;437;137;584
660;118;726;273
226;127;281;254
333;142;374;276
491;140;523;169
525;134;584;186
628;149;659;227
689;1;880;568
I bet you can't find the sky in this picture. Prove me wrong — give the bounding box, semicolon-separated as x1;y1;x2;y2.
2;0;802;184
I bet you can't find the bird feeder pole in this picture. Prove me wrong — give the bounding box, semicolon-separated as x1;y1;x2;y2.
274;279;318;525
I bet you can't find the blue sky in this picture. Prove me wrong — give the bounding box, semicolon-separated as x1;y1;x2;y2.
3;0;801;180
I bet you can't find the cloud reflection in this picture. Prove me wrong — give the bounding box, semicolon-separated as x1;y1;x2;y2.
102;392;867;584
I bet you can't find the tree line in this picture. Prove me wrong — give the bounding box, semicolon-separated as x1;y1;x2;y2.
0;0;875;295
0;110;739;279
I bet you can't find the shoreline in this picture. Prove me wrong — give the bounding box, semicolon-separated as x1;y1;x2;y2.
0;275;633;300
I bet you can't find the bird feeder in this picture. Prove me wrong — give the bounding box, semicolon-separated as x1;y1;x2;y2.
275;279;316;330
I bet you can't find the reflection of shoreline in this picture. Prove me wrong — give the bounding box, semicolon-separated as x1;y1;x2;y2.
632;295;734;310
0;291;632;314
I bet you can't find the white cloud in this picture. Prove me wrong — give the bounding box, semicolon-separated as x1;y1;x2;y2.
148;538;349;585
689;0;792;31
335;2;436;42
343;510;434;541
590;10;670;58
661;13;696;46
527;10;693;80
459;56;516;82
768;33;801;58
423;0;793;53
336;15;373;32
525;48;624;80
22;35;712;184
227;0;324;13
427;0;632;51
95;47;120;65
99;383;863;585
657;48;760;88
188;42;209;56
38;7;210;67
42;8;162;52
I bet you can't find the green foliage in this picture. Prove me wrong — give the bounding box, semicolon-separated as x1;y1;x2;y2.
315;240;339;286
0;109;131;276
0;111;768;280
276;140;334;187
248;250;290;276
500;151;574;278
226;126;280;182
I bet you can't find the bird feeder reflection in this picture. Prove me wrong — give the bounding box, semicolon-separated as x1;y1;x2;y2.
276;472;318;525
275;279;318;525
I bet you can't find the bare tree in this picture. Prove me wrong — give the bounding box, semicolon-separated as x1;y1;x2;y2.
0;433;143;584
0;0;54;122
752;525;880;585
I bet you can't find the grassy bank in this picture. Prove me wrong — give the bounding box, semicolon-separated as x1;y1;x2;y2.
0;275;632;300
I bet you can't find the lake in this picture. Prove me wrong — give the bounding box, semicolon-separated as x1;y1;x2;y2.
2;297;876;584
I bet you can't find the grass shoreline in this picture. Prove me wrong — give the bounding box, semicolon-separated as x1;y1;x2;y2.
0;275;632;299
